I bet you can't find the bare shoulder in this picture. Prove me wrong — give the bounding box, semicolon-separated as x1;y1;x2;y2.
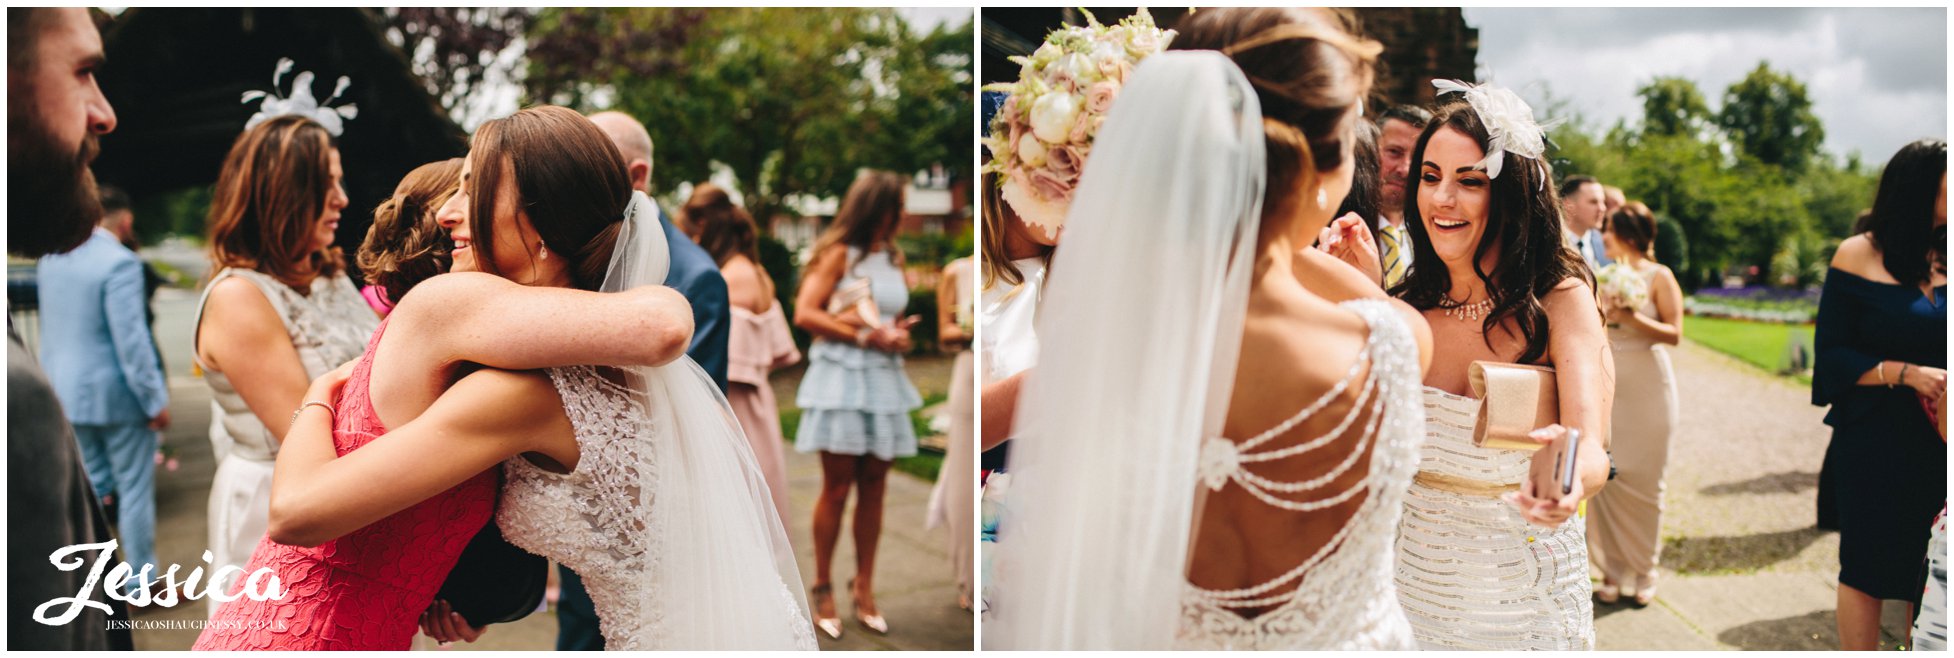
206;275;275;314
1651;263;1680;289
721;255;761;290
1293;248;1387;302
1543;277;1602;320
201;276;284;339
807;244;849;274
1374;297;1436;373
394;272;506;313
721;255;768;312
1830;233;1881;276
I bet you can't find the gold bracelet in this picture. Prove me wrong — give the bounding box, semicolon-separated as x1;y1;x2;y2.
1880;362;1891;388
289;400;335;429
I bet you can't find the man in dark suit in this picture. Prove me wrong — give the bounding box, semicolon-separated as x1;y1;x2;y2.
548;110;733;650
8;7;135;650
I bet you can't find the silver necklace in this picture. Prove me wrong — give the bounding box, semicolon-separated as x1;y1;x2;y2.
1441;295;1494;322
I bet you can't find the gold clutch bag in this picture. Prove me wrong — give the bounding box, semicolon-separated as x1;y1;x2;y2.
826;279;882;329
1466;361;1557;451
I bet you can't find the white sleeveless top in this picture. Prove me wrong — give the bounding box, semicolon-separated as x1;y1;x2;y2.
193;268;377;462
980;257;1045;384
1175;299;1425;650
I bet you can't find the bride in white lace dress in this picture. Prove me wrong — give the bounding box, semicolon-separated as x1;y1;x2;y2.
989;9;1434;650
263;106;813;650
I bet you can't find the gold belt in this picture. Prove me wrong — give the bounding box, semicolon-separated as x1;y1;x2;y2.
1413;471;1520;497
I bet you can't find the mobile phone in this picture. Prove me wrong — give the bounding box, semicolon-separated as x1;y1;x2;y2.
1558;429;1582;496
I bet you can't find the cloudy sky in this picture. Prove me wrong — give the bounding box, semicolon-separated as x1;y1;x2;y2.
1462;7;1946;163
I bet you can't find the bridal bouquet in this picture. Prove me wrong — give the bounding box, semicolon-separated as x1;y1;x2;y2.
1595;263;1650;312
980;8;1173;233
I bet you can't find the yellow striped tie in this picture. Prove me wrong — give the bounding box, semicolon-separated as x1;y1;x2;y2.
1380;222;1408;287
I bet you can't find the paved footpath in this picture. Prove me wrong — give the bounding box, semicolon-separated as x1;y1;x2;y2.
1592;340;1917;650
125;281;972;650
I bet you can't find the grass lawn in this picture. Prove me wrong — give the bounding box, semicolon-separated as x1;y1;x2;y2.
1683;315;1816;385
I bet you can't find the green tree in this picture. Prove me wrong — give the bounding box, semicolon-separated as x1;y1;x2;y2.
524;8;971;224
1637;76;1712;139
1717;62;1825;173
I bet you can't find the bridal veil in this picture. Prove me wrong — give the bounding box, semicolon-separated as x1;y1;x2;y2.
990;51;1268;649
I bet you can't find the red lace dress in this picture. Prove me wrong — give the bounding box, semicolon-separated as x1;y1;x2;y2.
194;320;497;650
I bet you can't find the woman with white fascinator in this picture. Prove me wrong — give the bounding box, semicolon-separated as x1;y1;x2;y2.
1386;82;1614;650
990;8;1435;650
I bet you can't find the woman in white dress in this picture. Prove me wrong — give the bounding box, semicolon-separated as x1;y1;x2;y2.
1386;88;1615;650
256;106;814;649
990;9;1437;650
194;114;380;614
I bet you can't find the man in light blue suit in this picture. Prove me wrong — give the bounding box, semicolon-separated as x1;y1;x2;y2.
36;189;171;596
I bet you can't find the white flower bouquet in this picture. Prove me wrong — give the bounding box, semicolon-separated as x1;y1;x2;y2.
1595;263;1650;312
980;9;1174;233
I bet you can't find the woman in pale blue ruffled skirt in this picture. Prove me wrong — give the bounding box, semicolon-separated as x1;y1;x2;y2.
791;170;924;640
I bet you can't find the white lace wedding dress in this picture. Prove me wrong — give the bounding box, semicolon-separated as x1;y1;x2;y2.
496;365;817;650
492;192;815;650
1175;299;1425;650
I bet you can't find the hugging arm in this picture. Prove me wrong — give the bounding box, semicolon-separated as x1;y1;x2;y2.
393;271;694;371
267;366;571;547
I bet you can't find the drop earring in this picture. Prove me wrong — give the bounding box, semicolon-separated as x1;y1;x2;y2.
1317;189;1328;208
539;242;549;260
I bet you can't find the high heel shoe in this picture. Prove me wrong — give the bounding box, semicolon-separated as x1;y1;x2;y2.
850;578;888;635
1632;575;1657;607
810;583;842;640
1594;579;1621;604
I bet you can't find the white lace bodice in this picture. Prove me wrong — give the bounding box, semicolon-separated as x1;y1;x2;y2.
1175;299;1425;650
496;366;658;650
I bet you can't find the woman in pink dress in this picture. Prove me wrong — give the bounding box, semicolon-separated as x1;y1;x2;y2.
685;182;802;527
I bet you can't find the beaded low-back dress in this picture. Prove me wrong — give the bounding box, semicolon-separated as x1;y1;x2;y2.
1175;299;1425;650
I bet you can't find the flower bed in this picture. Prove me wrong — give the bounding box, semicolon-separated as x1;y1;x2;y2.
1685;286;1820;325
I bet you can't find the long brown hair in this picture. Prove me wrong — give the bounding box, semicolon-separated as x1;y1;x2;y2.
686;182;758;267
357;158;462;305
979;170;1049;290
207;114;345;287
810;169;906;272
1169;7;1380;238
1391;100;1592;365
467;105;631;291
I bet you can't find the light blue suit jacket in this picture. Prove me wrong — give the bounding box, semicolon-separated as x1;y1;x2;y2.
36;228;168;425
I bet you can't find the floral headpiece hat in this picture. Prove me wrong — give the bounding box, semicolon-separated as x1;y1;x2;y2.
981;9;1175;233
1431;79;1560;184
241;58;358;136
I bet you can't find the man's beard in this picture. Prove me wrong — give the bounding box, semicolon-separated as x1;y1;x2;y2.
9;110;102;258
